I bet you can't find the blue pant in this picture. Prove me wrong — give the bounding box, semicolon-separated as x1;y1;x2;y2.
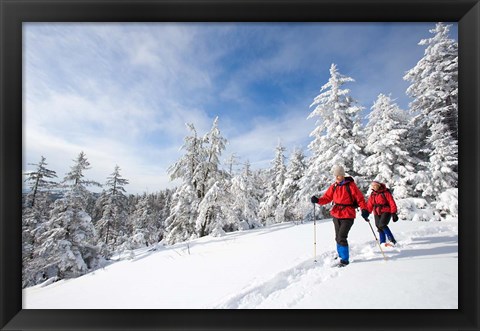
337;243;349;262
375;213;395;243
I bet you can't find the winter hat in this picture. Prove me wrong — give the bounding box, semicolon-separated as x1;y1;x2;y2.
372;176;383;185
332;165;345;177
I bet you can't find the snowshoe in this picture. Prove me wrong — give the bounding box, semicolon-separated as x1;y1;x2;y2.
381;242;394;248
334;260;349;268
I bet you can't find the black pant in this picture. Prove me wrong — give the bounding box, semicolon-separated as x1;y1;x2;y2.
333;218;354;246
374;213;391;230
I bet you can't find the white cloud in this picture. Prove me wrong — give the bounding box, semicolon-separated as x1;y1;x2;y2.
23;22;454;194
225;108;315;169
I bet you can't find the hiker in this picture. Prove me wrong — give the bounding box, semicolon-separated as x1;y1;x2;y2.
365;180;398;247
310;165;369;267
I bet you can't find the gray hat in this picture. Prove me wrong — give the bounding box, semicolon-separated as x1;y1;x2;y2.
332;165;345;177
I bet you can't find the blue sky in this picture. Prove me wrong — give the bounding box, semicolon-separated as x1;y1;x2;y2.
23;22;458;194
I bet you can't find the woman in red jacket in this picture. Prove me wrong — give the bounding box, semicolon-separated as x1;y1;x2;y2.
366;180;398;247
311;165;369;267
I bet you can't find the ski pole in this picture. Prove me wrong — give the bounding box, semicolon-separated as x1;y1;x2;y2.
366;218;387;261
313;203;317;263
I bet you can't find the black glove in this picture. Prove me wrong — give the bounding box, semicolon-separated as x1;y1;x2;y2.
311;196;319;204
361;209;370;221
392;213;399;222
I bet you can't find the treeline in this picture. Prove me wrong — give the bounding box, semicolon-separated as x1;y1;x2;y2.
22;22;458;287
22;155;173;287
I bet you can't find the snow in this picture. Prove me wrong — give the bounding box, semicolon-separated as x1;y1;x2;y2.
23;215;458;309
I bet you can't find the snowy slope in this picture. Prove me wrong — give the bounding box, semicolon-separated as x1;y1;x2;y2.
23;216;458;309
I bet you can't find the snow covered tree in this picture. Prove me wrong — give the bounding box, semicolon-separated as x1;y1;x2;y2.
95;165;129;255
22;156;58;287
165;117;228;243
196;181;229;237
23;156;58;209
225;153;240;177
195;117;227;197
193;117;228;237
403;22;458;201
150;189;173;236
164;183;199;244
227;161;263;230
126;194;160;249
360;94;418;198
280;148;307;222
32;151;103;281
300;63;365;197
259;142;287;224
165;123;204;244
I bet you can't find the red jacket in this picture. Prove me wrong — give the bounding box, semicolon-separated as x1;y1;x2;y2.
316;177;367;219
366;183;397;215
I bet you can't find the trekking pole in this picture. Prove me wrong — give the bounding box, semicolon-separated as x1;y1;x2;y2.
313;203;317;263
366;218;387;261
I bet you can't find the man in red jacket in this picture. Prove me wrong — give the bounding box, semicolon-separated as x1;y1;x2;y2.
311;165;369;267
365;180;398;247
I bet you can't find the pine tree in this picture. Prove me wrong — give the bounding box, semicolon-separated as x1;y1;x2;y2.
228;161;263;230
196;181;228;237
166;118;228;243
225;153;239;177
127;194;160;249
259;142;287;224
280;148;307;222
164;184;198;244
95;165;129;256
361;94;417;198
194;117;228;237
300;63;365;196
33;152;102;281
403;22;458;199
22;157;58;287
23;156;58;209
195;116;227;200
165;123;204;244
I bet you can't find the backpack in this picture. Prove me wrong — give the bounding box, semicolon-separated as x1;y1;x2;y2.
332;182;359;209
372;189;392;213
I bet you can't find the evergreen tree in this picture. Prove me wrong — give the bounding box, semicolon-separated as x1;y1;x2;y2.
127;194;160;249
164;184;198;244
165;123;204;244
300;63;365;196
280;148;307;222
195;116;227;200
193;117;228;237
95;165;129;255
228;161;263;230
165;117;228;243
259;142;287;224
361;94;417;198
22;156;58;285
403;22;458;199
225;153;239;177
33;151;102;281
23;156;57;209
196;181;228;237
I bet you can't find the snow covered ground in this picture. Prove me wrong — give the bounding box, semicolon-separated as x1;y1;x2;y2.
23;216;458;309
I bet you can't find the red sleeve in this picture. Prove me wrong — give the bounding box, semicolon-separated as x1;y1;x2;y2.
318;184;334;205
352;182;367;210
386;191;397;214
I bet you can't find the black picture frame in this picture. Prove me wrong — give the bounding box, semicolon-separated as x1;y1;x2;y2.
1;0;478;330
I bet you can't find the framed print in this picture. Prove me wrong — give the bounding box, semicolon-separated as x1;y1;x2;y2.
1;0;479;330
